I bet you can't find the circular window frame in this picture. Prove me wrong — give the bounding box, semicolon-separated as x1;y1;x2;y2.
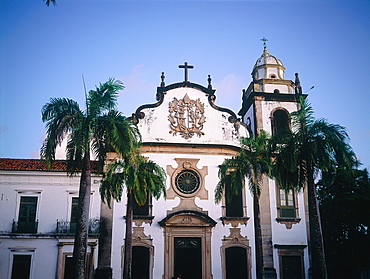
173;169;201;197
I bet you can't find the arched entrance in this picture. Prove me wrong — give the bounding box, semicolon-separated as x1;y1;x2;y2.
132;246;150;279
174;237;202;279
225;246;248;278
220;229;252;279
159;210;216;279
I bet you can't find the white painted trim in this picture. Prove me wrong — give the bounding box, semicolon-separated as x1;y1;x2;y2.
14;190;42;223
8;247;36;279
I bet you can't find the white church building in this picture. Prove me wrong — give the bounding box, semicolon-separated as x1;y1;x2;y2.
0;46;310;279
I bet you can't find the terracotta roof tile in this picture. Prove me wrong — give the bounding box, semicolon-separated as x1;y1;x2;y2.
0;158;99;172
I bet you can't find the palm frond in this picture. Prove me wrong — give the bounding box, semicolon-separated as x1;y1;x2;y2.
310;119;358;170
142;160;167;200
87;78;124;117
45;0;56;6
65;135;84;176
215;131;272;203
100;155;166;207
271;96;357;192
215;162;230;203
40;98;82;168
42;98;81;122
107;112;141;159
90;110;141;172
291;96;315;132
100;160;126;206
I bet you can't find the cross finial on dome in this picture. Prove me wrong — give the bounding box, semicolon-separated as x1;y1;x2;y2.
261;37;268;49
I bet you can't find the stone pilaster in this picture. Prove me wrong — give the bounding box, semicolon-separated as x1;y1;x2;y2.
89;242;97;279
56;243;64;279
260;176;277;278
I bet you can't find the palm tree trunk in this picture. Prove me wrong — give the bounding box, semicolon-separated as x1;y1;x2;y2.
307;164;327;279
253;192;264;279
73;153;92;279
123;191;133;279
95;201;114;279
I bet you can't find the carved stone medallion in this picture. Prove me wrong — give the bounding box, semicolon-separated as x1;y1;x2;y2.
168;93;206;139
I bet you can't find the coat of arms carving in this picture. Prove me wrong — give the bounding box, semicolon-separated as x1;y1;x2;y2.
168;93;206;139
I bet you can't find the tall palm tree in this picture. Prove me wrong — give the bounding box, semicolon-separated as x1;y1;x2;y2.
271;96;357;279
100;155;167;279
215;130;271;279
41;78;140;279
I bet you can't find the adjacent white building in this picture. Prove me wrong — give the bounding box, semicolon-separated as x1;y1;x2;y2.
0;47;310;279
0;160;101;279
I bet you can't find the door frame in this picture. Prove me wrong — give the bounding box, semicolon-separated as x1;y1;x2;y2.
160;211;216;279
174;237;202;278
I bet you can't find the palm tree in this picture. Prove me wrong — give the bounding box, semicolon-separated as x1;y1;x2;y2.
215;130;271;279
100;155;167;279
271;96;357;279
41;78;140;279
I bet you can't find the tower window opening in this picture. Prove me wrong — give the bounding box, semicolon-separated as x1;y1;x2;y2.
272;110;290;136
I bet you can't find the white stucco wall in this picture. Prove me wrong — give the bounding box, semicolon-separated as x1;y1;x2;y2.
260;101;299;135
137;86;249;146
110;152;258;279
264;84;292;94
245;104;255;134
112;82;256;277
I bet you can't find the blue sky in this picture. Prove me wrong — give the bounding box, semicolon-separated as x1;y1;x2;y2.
1;0;369;169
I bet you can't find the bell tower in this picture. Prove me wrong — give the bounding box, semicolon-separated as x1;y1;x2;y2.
238;40;308;278
238;40;305;135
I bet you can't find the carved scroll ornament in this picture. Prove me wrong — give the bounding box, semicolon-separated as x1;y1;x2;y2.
168;93;206;139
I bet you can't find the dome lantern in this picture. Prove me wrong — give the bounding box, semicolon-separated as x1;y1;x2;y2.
252;39;285;81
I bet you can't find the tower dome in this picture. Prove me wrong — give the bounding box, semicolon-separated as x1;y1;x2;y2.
252;46;285;81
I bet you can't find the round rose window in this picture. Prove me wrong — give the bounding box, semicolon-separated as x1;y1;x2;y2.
175;169;200;194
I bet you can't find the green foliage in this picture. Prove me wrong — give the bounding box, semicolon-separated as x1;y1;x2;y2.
40;78;138;279
41;78;139;175
318;168;370;278
101;154;167;279
271;96;358;191
270;96;358;278
215;130;271;279
215;157;247;204
100;155;167;207
215;130;271;203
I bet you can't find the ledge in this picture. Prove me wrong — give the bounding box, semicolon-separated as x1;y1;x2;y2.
0;232;99;239
274;244;307;249
220;216;250;227
276;217;301;229
132;216;155;226
159;210;217;227
133;215;154;220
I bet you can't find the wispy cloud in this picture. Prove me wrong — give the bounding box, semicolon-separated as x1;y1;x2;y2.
117;64;158;114
119;65;156;96
213;74;247;113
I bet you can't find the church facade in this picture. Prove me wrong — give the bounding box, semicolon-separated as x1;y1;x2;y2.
0;47;310;279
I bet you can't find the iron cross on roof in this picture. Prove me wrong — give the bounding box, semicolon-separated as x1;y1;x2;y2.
261;37;268;49
178;62;194;82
